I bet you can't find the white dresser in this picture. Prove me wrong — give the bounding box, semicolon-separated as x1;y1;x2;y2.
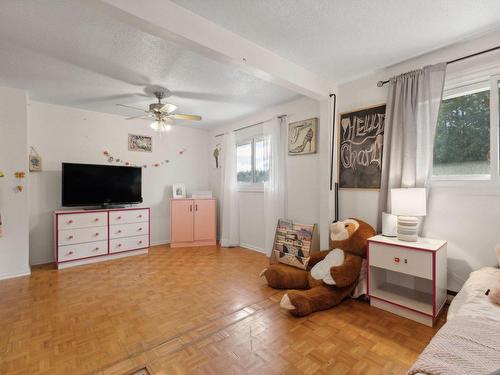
367;235;447;326
54;207;150;269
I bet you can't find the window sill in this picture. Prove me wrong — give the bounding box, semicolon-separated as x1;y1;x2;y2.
237;184;264;193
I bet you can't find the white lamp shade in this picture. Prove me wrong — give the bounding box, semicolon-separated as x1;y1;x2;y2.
391;188;427;216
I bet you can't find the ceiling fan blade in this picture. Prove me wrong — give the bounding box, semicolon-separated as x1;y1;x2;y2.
159;103;178;114
116;104;147;112
171;114;202;121
125;114;152;120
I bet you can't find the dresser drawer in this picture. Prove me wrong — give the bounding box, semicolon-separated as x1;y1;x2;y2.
109;235;149;254
57;212;107;230
109;209;149;225
369;242;432;279
109;222;149;239
58;240;108;262
58;226;108;246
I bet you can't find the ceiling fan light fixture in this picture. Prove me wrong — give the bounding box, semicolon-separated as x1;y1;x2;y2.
150;117;174;132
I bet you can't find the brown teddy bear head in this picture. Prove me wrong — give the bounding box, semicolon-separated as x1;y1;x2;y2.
330;218;375;258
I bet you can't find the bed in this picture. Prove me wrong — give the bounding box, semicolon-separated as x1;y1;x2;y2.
408;267;500;375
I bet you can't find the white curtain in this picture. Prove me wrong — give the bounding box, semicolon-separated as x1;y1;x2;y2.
220;132;240;247
379;62;446;224
263;116;288;255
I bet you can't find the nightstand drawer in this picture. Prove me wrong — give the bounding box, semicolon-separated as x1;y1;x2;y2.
369;242;432;279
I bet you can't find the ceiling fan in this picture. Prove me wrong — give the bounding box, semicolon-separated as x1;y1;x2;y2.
116;90;202;132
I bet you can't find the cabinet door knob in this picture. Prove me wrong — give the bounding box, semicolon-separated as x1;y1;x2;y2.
68;235;74;239
138;227;142;231
94;218;99;222
117;230;122;233
95;233;99;236
138;241;143;244
67;251;73;255
117;216;122;220
93;247;99;251
67;220;73;224
138;214;142;218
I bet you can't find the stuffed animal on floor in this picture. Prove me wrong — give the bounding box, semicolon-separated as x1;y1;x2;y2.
261;218;375;317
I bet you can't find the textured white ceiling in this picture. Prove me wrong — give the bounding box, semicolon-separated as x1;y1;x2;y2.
171;0;500;82
0;0;300;129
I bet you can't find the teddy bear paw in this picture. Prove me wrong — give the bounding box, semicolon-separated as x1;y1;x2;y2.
279;293;295;310
259;268;268;278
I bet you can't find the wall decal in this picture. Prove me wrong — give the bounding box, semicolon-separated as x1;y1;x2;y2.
338;104;386;189
102;150;170;168
128;134;152;152
288;118;318;155
14;171;26;191
213;144;221;168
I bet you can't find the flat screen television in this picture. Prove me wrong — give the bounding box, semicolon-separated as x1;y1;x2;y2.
62;163;142;207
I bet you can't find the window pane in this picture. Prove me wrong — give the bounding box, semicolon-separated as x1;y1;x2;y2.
254;139;269;183
433;88;490;176
236;142;252;183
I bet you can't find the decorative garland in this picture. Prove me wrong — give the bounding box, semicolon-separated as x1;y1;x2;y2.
103;150;172;168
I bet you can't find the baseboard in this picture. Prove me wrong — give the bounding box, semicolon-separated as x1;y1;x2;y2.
239;242;267;254
150;240;169;247
0;269;31;281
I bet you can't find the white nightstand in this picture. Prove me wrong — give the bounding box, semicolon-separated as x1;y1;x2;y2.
367;235;447;326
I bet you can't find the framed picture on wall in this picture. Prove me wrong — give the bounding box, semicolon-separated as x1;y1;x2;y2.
338;104;386;189
128;134;152;152
288;118;318;155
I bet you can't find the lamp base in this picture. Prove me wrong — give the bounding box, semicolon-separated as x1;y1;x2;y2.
397;216;419;242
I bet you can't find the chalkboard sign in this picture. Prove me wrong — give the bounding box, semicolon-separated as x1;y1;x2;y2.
339;105;386;189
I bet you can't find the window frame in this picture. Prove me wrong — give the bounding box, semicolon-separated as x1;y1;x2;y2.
430;72;500;187
236;136;267;192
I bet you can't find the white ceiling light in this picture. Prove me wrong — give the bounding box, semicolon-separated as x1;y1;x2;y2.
150;117;174;132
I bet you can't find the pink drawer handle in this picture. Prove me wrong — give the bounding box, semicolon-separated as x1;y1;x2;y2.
67;220;73;224
66;251;73;255
138;214;143;218
116;216;122;220
94;232;100;236
68;235;74;240
117;244;122;247
94;218;99;222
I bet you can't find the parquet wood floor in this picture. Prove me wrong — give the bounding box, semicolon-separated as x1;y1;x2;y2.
0;245;443;375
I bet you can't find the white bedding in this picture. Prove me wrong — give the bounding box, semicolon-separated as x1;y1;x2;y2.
447;267;500;322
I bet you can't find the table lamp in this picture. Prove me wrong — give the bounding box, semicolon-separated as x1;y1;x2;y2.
390;188;426;242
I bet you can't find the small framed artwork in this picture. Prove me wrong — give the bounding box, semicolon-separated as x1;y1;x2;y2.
128;134;152;152
288;118;318;155
29;147;42;172
172;183;186;199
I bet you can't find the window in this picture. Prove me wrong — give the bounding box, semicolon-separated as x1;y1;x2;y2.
433;87;490;176
432;74;500;181
236;137;269;186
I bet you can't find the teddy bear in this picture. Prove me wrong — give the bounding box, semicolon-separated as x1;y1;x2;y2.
261;218;375;317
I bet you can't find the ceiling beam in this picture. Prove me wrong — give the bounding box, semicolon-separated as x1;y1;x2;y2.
87;0;332;100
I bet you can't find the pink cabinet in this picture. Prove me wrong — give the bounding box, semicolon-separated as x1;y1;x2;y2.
170;198;216;248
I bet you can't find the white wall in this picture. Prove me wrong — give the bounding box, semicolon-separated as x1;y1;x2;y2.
338;30;500;291
28;101;210;265
0;87;30;279
209;96;321;252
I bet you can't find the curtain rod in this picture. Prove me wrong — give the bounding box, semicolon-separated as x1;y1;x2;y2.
377;44;500;87
214;114;287;137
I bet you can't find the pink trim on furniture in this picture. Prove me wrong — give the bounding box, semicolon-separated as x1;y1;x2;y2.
55;207;150;265
368;239;446;253
369;295;434;317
